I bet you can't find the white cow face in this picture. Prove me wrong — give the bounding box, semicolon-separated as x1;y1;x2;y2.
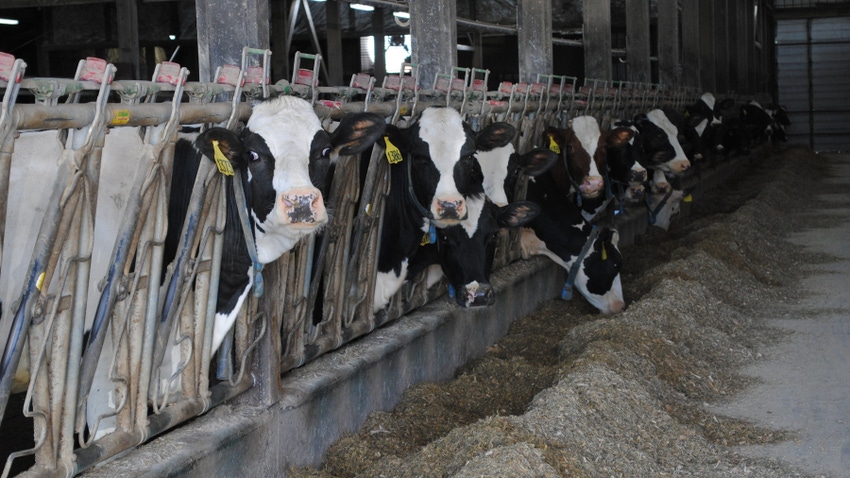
202;96;386;263
406;107;482;227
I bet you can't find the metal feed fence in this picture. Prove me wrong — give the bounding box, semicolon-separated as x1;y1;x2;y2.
0;47;707;477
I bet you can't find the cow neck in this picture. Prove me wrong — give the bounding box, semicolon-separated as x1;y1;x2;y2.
559;150;585;207
645;187;674;226
562;225;600;301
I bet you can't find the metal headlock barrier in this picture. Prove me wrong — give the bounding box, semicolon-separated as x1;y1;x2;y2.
0;47;762;477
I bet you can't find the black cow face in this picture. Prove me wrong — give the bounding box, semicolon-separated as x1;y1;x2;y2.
428;200;539;307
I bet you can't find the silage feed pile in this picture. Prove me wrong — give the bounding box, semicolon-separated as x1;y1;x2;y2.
289;145;835;478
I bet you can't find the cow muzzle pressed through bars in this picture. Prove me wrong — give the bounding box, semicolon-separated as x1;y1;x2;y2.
280;187;325;225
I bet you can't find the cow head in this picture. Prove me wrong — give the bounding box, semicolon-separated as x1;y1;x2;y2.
635;109;691;175
575;227;625;314
384;106;487;227
198;96;385;264
543;116;634;201
684;93;736;160
432;200;539;307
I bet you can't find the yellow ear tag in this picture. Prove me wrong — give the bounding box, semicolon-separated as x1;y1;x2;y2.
384;136;403;164
601;243;608;261
548;136;561;154
212;140;235;176
36;272;45;291
420;233;431;246
683;194;693;203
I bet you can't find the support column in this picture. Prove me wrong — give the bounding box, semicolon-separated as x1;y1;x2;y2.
737;0;753;94
657;0;680;86
195;0;270;82
583;0;612;81
681;1;700;88
699;0;716;92
410;0;456;89
626;0;651;84
517;0;553;83
372;8;386;80
326;0;343;86
116;0;140;80
714;0;730;94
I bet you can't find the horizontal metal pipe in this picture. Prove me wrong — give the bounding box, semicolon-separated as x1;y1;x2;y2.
11;102;253;131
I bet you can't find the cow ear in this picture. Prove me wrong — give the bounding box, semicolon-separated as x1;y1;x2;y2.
196;127;249;170
475;122;516;151
607;127;635;148
329;112;387;157
511;148;557;177
496;201;540;228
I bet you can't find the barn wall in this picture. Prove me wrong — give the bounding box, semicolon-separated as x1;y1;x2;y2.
776;15;850;152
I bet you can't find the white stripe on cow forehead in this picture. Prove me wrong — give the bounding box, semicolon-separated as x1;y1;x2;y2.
571;116;600;157
700;92;716;111
418;108;468;174
647;109;688;161
247;96;322;190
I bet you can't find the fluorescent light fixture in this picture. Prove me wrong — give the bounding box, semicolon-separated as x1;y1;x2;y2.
0;18;20;26
393;11;410;20
309;0;327;2
350;3;374;11
169;34;177;40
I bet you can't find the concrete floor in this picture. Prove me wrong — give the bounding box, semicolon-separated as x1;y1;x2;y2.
715;154;850;478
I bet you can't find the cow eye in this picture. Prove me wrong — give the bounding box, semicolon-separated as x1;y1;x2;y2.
322;147;332;158
249;151;260;162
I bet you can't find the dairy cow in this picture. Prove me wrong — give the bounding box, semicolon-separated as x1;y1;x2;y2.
741;100;791;146
505;154;626;315
607;119;648;206
86;96;381;439
683;92;736;163
542;116;635;221
373;111;539;311
165;97;386;349
634;109;692;194
406;139;557;307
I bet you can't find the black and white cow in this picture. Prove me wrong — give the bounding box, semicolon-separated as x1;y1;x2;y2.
741;100;791;146
372;111;546;311
541;116;635;221
607;119;648;206
634;109;692;194
405;142;557;308
505;155;626;315
167;96;386;350
89;96;383;438
683;92;736;163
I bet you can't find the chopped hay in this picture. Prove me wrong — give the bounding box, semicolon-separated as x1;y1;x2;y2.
288;146;833;478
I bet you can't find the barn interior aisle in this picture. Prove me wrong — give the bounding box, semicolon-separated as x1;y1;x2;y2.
714;153;850;477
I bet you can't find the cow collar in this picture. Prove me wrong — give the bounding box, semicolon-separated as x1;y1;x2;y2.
645;187;674;226
561;226;600;301
232;169;264;298
559;150;585;207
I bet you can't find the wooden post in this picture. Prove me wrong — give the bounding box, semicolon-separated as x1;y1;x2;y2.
517;0;553;83
657;0;680;86
714;0;730;94
583;0;612;81
326;0;343;86
116;0;140;80
626;0;651;84
195;0;270;82
410;0;456;89
681;1;700;88
699;0;716;92
372;7;386;80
